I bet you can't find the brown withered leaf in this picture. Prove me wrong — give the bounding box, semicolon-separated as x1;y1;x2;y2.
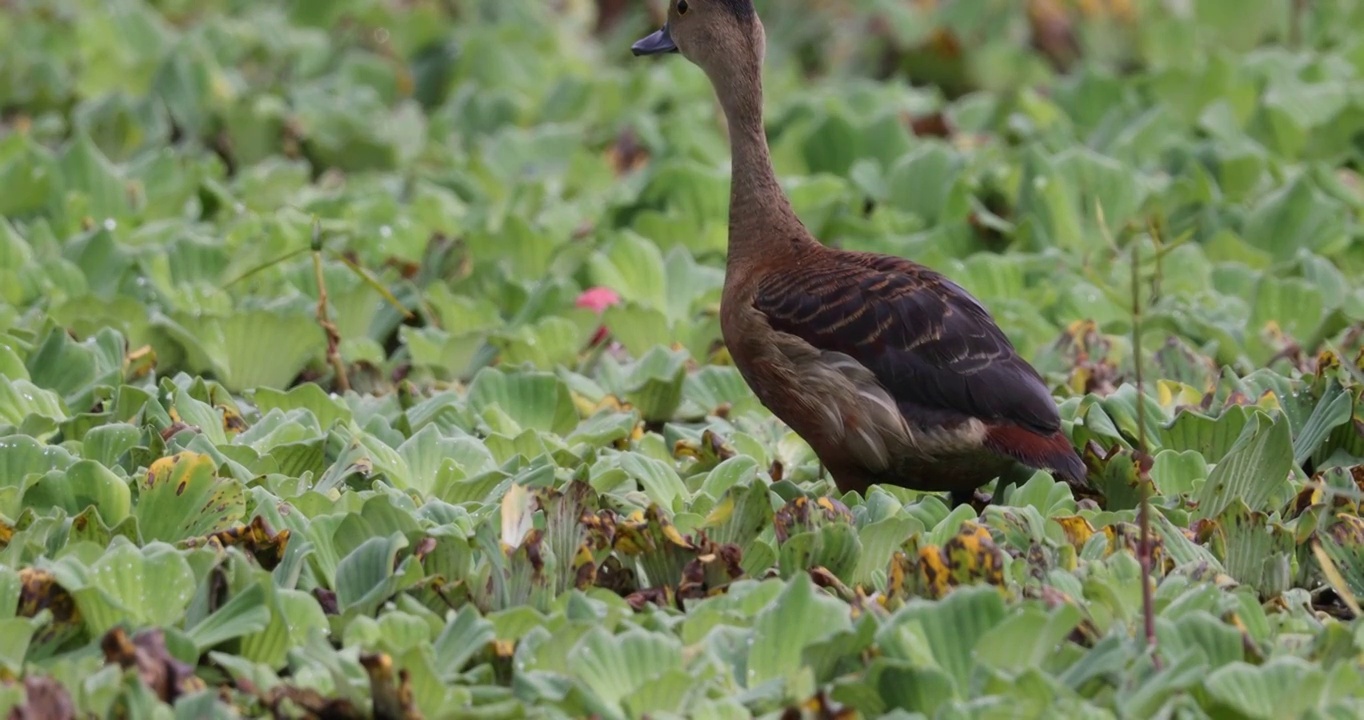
101;627;205;704
580;508;618;554
220;405;248;435
1186;518;1217;546
624;586;674;612
605;127;649;176
17;569;82;648
673;428;737;468
312;587;339;615
1052;515;1097;552
942;522;1007;589
677;538;744;601
189;515;290;570
6;675;76;720
780;688;857;720
906;111;952;138
807;566;856;604
413;536;438;563
1349;464;1364;498
572;543;599;590
1327;513;1364;546
1023;585;1100;646
360;652;421;720
532;480;603;595
774;496;854;544
159;421;194;442
883;545;912;608
1055;319;1121;397
1102;520;1167;571
614;505;697;591
593;555;636;597
1171;559;1239;591
914;543;952;600
125;344;156;380
1291;482;1332;517
578;507;621;589
516;528;548;577
884;522;1008;603
259;684;366;720
1027;0;1080;72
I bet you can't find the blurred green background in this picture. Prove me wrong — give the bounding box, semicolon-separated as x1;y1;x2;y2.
5;1;1364;718
2;0;1362;393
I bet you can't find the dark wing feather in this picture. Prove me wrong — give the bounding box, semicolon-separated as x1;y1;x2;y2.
754;253;1060;435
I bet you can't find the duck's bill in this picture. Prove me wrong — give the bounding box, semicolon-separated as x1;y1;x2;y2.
632;25;678;56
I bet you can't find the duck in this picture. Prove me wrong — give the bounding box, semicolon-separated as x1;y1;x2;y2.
631;0;1086;508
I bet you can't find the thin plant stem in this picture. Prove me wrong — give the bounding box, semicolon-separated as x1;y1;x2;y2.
1131;238;1157;664
311;220;350;392
1097;201;1159;665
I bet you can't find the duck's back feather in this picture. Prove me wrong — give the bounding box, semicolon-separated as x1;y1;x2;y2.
749;249;1083;481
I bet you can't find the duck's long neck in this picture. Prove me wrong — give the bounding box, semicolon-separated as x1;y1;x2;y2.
710;61;804;265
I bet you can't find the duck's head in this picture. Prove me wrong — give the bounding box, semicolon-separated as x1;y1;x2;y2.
631;0;764;79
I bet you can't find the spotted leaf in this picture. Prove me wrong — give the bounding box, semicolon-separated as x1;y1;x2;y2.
133;450;246;544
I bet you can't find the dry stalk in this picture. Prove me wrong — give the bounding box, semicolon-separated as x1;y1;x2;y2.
311;220;350;392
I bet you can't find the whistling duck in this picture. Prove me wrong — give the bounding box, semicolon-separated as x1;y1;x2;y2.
632;0;1086;507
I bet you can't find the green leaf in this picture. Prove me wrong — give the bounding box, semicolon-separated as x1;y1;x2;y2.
1149;448;1208;497
334;532;411;615
185;581;271;652
869;659;956;715
81;423;141;468
0;377;68;428
876;585;1007;696
22;459;131;524
1243;175;1347;261
1195;411;1293;519
975;602;1083;674
467;367;578;436
432;606;495;680
1212;500;1294;596
237;587;329;670
1294;380;1352;465
618;452;688;510
885;141;962;224
1202;657;1326;719
59;131;130;222
778;524;861;581
747;572;852;687
587;233;667;311
617;346;688;422
156;308;324;393
250;383;353;430
849;515;921;589
57;538;197;634
24;326;126;411
568;627;683;717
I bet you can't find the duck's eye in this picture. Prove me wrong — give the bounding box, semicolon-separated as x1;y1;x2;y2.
677;0;688;14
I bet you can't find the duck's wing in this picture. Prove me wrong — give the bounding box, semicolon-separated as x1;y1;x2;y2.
752;252;1082;478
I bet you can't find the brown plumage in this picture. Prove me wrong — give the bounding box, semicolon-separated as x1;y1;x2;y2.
633;0;1085;506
